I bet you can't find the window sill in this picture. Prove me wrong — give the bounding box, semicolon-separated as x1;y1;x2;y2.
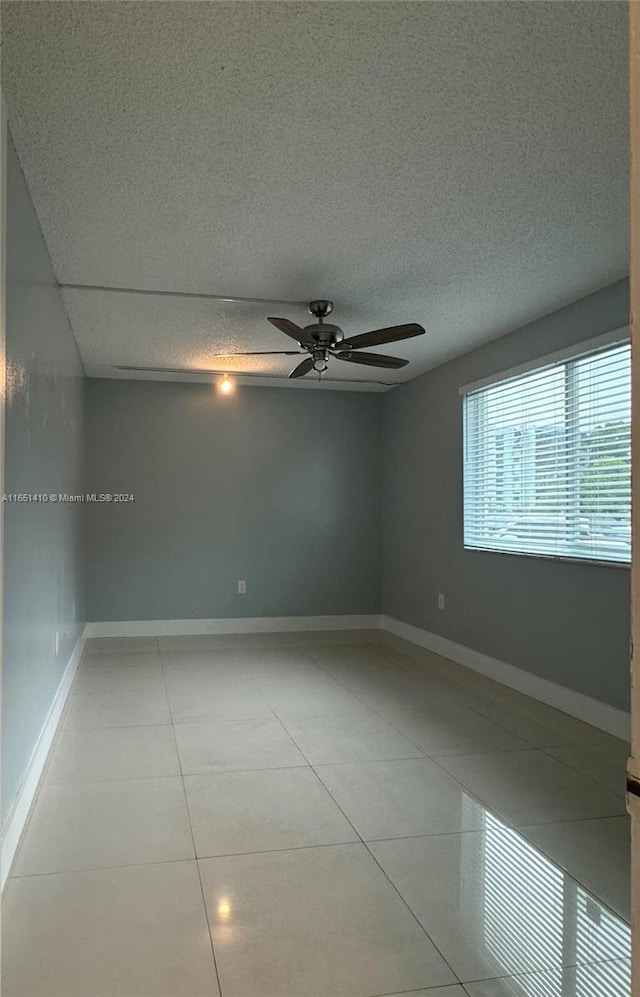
463;544;631;570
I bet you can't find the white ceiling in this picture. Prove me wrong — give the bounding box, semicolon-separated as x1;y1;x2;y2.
1;1;629;390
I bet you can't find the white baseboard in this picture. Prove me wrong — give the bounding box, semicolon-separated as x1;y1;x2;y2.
380;615;631;741
1;630;86;891
85;614;382;638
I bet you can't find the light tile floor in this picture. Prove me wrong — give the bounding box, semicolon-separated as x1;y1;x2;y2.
2;631;632;997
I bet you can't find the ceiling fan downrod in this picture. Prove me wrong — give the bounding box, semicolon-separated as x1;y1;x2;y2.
306;300;338;374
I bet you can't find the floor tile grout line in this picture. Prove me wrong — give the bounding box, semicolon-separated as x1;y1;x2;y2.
63;720;179;731
10;855;201;881
269;707;465;989
426;751;611;835
305;644;563;762
307;639;436;686
401;810;632;931
364;821;625;848
79;661;163;674
159;638;295;722
511;832;632;927
47;761;316;788
418;753;630;920
463;701;574;751
460;701;630;791
426;740;632;801
159;644;225;997
173;714;278;726
536;743;628;799
48;717;176;734
435;766;625;823
355;639;630;762
179;781;225;997
10;838;386;882
22;815;629;874
470;702;630;759
370;985;464;997
427;746;539;757
511;811;630;830
193;837;359;860
297;644;429;721
174;759;313;777
390;744;521;833
455;952;633;986
356;840;464;986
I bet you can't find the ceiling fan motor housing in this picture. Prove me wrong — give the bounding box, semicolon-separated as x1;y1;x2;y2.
303;322;345;348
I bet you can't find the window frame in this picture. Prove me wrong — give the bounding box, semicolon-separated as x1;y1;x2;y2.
460;326;631;569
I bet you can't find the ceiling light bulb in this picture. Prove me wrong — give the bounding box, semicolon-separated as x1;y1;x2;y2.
218;375;235;395
313;357;328;372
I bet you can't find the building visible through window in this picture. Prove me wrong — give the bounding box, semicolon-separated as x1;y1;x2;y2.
463;339;631;564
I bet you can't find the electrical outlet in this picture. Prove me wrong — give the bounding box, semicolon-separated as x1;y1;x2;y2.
237;580;247;595
438;593;445;610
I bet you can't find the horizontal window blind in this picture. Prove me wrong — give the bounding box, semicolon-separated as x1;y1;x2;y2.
463;341;631;564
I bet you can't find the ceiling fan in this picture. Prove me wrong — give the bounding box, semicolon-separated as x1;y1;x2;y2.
225;300;425;379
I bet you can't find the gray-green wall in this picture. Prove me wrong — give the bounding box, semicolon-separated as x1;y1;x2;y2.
382;279;630;711
84;379;382;621
2;136;86;818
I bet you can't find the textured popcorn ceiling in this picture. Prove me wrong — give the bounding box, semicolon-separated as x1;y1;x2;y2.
1;1;629;389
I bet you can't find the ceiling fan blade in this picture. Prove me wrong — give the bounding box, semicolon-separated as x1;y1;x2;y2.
340;323;424;351
268;317;314;347
210;350;303;357
335;351;409;369
288;357;315;379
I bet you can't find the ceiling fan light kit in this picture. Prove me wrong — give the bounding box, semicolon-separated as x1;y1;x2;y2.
217;374;235;395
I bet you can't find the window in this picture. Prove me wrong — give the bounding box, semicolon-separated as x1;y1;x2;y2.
463;334;631;565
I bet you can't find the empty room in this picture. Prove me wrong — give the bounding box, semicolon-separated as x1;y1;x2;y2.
0;2;637;996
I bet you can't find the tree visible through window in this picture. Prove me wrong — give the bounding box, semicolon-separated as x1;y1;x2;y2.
463;341;631;564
